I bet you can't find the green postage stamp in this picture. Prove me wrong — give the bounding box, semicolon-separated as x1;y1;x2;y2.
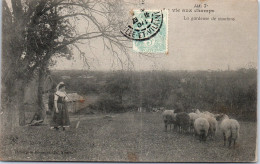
120;9;168;53
132;10;168;53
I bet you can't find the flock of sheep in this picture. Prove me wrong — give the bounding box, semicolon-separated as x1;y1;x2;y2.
162;109;240;148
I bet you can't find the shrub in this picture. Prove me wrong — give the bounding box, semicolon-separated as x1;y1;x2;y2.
94;93;123;113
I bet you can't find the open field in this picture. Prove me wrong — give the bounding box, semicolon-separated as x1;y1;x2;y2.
0;112;256;162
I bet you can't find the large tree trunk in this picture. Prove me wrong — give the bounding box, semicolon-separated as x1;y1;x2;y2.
1;80;26;134
28;67;48;126
37;67;46;121
0;100;19;133
1;0;27;132
13;80;26;127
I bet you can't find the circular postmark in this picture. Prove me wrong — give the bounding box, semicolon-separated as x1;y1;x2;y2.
120;9;164;41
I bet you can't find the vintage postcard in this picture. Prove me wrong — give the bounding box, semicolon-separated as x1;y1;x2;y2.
0;0;258;162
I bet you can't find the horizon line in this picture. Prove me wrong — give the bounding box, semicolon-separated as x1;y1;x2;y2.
50;67;257;72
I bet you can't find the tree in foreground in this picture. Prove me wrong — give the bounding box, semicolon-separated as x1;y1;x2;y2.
1;0;133;131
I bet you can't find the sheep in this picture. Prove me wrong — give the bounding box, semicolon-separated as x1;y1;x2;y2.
175;112;190;133
193;109;201;114
188;112;199;133
207;116;218;139
194;117;210;141
191;109;218;138
198;112;210;119
193;109;214;117
216;113;240;148
162;110;176;131
198;111;218;139
203;111;215;118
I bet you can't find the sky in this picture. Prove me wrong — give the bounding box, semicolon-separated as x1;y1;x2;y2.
49;0;258;71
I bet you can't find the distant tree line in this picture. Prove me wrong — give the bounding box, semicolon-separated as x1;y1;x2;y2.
52;68;257;121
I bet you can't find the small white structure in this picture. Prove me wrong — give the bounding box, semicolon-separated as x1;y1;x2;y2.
61;75;71;79
66;93;85;113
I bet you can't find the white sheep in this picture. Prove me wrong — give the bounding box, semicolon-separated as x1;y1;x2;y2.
198;112;210;119
162;110;176;131
188;112;199;132
194;109;209;118
216;114;240;148
207;116;218;138
195;110;217;138
203;111;215;118
193;109;214;117
192;109;201;114
194;117;210;141
191;109;218;137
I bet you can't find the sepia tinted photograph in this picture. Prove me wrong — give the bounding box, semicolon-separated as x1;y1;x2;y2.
0;0;258;162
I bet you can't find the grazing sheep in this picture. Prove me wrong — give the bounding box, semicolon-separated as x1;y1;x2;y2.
191;109;218;137
175;112;190;133
194;109;214;116
194;117;210;142
216;113;240;148
162;110;176;131
197;111;218;139
203;111;215;118
188;112;199;132
207;116;218;138
196;110;210;119
193;109;201;115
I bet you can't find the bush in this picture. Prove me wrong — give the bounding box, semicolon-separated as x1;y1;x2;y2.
94;93;123;113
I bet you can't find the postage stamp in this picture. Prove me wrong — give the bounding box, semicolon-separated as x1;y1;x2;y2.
120;9;168;53
132;9;168;53
121;10;164;41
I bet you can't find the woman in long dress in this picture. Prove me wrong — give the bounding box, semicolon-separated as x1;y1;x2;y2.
52;82;70;130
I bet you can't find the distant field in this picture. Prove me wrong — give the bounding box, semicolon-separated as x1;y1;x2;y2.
0;112;256;162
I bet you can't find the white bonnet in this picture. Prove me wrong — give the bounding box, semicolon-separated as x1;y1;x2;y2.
56;82;65;91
